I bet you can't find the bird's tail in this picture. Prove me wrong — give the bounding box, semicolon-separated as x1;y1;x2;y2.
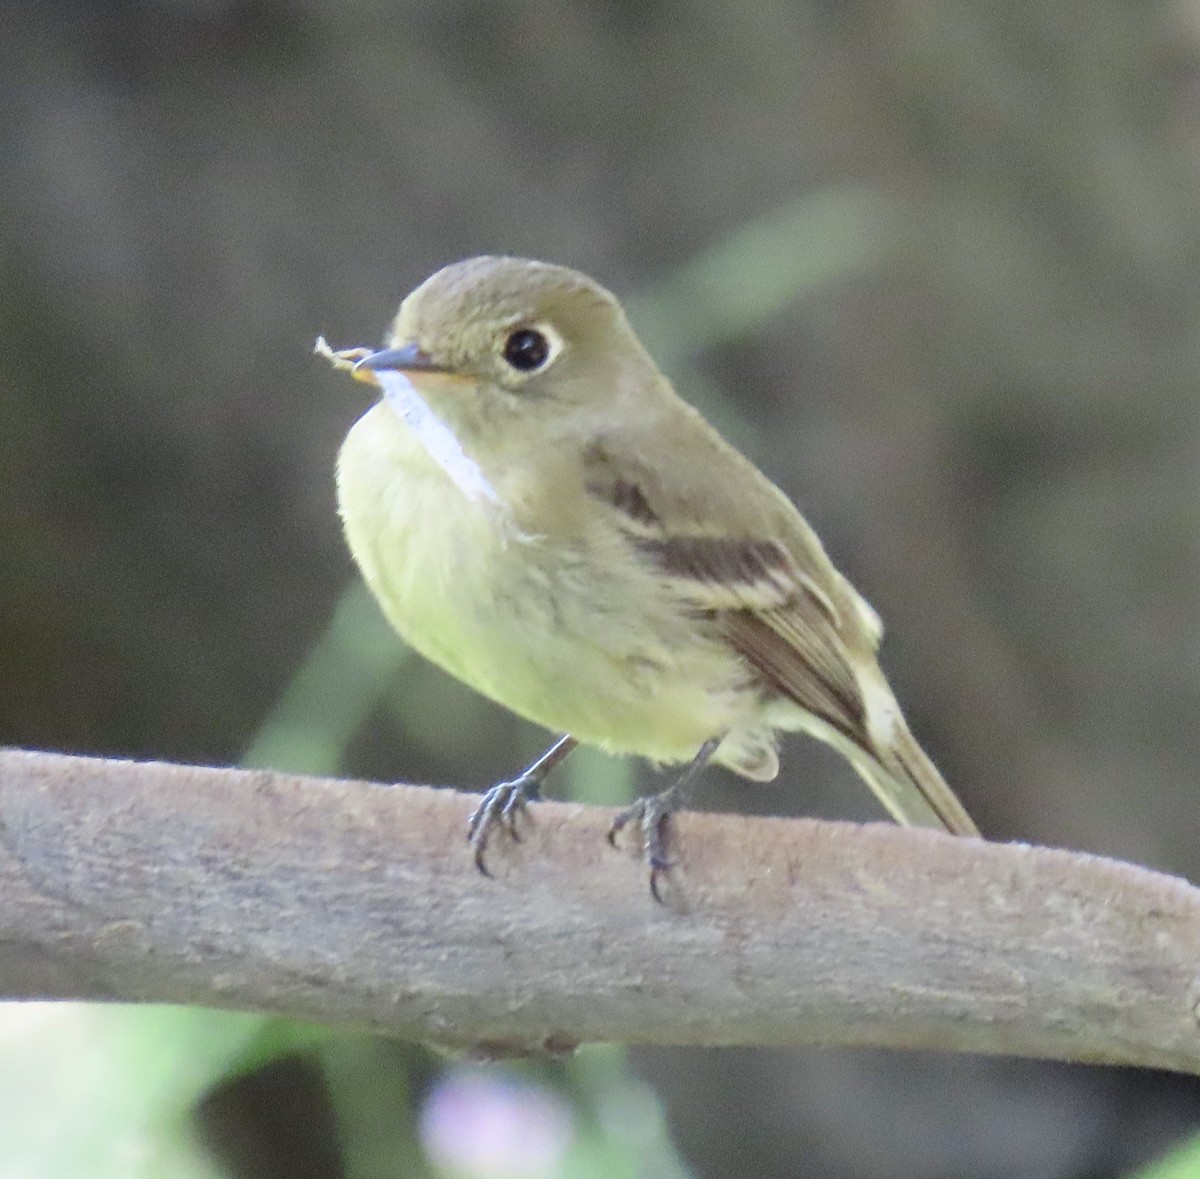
850;722;978;836
850;666;979;836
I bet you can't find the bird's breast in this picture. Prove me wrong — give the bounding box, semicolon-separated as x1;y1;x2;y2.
336;404;515;678
335;403;752;755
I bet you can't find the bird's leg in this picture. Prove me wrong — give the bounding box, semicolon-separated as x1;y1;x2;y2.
608;735;722;901
467;735;577;875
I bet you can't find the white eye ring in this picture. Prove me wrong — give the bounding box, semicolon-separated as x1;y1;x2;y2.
500;321;564;374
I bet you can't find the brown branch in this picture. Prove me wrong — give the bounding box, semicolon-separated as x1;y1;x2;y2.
1;747;1198;1069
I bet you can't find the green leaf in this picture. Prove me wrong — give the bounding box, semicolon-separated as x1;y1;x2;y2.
0;1005;273;1179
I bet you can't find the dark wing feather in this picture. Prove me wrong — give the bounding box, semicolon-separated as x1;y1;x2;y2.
585;441;871;751
721;607;867;747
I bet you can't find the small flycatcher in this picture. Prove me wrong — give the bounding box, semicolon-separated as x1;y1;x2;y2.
322;256;978;897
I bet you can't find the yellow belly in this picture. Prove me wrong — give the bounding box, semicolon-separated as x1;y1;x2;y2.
336;404;757;764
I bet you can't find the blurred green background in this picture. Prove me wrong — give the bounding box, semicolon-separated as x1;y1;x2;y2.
4;1;1200;1176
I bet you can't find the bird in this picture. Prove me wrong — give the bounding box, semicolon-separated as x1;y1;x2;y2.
323;255;978;898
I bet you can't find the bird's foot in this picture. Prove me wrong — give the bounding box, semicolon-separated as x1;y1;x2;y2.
608;788;679;903
467;775;543;876
607;736;722;901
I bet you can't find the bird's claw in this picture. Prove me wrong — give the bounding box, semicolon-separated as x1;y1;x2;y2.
467;775;541;875
608;793;677;903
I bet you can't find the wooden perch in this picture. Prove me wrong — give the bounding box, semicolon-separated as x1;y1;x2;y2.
1;747;1199;1071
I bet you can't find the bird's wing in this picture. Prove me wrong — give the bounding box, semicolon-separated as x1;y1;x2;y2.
580;425;978;837
581;431;871;751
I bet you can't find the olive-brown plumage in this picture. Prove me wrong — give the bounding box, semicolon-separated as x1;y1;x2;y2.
329;256;977;885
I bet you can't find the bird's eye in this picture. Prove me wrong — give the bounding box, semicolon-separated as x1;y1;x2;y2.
502;327;552;373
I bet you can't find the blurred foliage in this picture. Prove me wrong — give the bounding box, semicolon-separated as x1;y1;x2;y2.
242;581;413;778
0;1006;322;1179
1131;1134;1200;1179
0;1002;697;1179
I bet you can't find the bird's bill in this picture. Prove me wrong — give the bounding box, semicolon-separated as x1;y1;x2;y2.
352;343;470;385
